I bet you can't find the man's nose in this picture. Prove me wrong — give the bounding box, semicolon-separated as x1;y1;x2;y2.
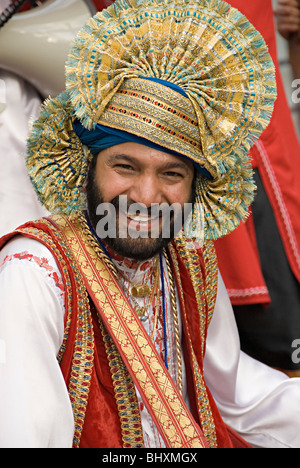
128;174;163;207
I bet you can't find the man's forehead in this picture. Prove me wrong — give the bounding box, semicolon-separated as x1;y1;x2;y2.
101;142;194;171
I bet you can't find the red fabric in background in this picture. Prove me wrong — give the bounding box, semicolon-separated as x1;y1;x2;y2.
18;0;110;11
215;0;300;305
92;0;113;9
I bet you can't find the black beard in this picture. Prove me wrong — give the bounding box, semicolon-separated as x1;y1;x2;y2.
86;165;191;261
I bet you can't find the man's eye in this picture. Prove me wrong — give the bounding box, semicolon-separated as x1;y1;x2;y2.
115;164;134;171
164;171;183;178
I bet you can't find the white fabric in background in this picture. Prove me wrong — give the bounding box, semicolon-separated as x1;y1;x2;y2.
0;71;48;237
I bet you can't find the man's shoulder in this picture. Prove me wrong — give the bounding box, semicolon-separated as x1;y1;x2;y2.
0;216;71;267
0;215;69;249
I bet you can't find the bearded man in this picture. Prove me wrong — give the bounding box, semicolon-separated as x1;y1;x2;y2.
1;0;300;449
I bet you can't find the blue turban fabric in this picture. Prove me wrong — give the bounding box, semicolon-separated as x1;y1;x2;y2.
73;119;212;180
73;120;172;157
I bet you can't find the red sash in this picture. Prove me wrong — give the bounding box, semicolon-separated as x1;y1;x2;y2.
50;214;208;448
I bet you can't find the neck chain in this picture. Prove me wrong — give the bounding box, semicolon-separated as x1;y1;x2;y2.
115;259;160;322
117;257;159;299
80;211;182;394
88;226;160;321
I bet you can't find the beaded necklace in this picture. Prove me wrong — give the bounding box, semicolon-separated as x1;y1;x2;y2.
83;210;182;385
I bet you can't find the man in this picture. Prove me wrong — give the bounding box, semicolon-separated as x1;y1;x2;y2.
1;0;300;448
276;0;300;79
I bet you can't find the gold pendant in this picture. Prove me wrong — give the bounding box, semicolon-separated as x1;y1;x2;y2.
131;284;151;297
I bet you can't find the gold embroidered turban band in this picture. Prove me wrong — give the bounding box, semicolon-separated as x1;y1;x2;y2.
26;0;277;241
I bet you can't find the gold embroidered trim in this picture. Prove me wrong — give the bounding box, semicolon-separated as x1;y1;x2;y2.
191;352;218;448
99;78;203;166
16;222;94;449
118;88;198;125
98;319;144;448
57;213;207;448
54;213;145;448
202;241;218;328
102;102;198;148
173;238;207;356
168;240;218;448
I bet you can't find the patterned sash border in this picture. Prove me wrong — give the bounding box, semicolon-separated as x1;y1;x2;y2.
53;214;208;448
14;223;94;448
168;242;218;448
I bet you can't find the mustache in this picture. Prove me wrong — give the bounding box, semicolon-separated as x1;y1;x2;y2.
111;196;163;212
109;195;179;219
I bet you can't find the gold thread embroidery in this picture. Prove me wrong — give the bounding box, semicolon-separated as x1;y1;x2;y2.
98;318;144;448
51;213;146;448
15;223;94;448
58;213;207;448
168;241;218;448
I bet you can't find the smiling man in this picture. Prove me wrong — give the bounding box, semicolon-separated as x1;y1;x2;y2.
86;142;195;260
1;0;300;449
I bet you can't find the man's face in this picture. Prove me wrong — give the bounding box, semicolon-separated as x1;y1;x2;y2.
87;142;194;260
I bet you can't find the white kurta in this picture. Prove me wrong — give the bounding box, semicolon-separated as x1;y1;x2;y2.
0;235;300;448
0;70;49;237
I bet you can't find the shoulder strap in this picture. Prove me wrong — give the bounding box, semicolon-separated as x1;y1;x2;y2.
51;213;208;449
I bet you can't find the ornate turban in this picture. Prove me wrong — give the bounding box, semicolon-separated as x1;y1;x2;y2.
26;0;277;241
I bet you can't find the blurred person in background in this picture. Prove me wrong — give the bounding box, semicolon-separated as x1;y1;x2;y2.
276;0;300;78
215;0;300;377
0;0;109;237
